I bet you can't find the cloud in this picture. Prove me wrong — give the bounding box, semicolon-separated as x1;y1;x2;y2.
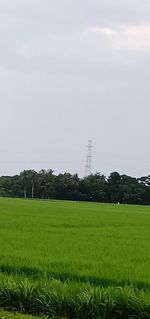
87;24;150;51
89;27;117;36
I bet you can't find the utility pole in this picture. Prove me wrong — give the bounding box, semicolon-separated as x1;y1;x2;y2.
85;140;92;176
31;178;34;199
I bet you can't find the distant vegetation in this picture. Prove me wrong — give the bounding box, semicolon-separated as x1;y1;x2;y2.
0;169;150;205
1;198;150;318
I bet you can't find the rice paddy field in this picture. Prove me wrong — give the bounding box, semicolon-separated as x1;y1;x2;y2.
0;198;150;318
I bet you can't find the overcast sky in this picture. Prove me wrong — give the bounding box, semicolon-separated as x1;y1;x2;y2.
1;0;150;177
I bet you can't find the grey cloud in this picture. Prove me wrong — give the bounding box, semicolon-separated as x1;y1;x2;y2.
0;0;150;177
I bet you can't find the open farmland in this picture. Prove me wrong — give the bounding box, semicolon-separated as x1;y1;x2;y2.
0;198;150;318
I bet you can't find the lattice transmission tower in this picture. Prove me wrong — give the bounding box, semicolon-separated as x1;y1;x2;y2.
85;140;92;176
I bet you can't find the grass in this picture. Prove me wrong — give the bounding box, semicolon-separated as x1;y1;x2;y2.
0;310;45;319
0;198;150;317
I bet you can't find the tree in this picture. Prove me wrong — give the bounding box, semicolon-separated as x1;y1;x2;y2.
20;171;27;198
1;169;150;205
107;172;121;203
79;173;107;202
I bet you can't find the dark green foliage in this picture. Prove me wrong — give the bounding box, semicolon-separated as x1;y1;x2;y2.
0;169;150;205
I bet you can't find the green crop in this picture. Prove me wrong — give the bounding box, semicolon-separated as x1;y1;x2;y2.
0;198;150;318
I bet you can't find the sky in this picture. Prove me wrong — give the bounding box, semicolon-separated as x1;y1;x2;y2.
1;0;150;177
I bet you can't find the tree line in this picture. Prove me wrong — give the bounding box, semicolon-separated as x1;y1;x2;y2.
0;169;150;205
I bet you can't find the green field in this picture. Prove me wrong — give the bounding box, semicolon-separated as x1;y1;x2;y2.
0;198;150;318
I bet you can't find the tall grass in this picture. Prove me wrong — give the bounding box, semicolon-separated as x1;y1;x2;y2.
0;275;150;318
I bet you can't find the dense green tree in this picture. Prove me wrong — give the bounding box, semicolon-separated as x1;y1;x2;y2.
79;173;106;202
0;169;150;205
